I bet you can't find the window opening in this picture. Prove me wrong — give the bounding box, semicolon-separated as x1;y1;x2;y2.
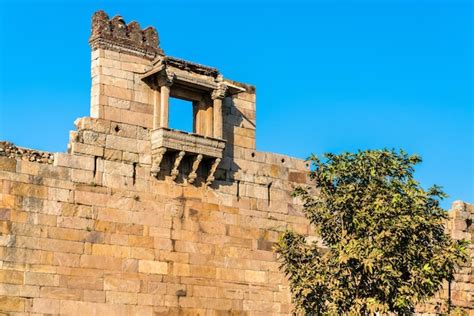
169;97;193;133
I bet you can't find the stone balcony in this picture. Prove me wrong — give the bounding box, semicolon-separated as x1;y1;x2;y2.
150;127;226;184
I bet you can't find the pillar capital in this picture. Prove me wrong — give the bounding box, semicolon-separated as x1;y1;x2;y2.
211;84;227;100
157;70;175;87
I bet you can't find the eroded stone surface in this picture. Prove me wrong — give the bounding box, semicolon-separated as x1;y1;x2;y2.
0;141;54;164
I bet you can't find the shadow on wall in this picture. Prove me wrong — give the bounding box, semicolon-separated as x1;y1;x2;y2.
213;96;247;187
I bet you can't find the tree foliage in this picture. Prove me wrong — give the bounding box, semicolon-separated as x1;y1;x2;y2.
276;150;467;315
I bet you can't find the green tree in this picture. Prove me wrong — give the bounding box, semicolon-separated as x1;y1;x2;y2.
276;150;467;315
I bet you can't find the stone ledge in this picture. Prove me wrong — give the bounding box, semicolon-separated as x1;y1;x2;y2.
151;128;225;159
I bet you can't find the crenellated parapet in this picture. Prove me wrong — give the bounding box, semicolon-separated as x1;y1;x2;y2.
89;10;164;59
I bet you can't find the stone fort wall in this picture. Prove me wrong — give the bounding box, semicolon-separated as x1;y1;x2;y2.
0;11;472;315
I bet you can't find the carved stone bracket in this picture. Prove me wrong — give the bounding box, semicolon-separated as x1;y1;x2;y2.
157;70;175;87
187;155;203;184
211;84;228;100
151;128;225;185
206;158;221;186
171;151;185;180
150;148;166;177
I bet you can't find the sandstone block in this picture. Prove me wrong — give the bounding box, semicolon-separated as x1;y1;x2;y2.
71;169;95;184
288;171;307;184
119;53;150;64
100;75;132;89
59;300;96;315
217;268;246;282
103;84;133;101
129;235;154;248
138;260;168;274
17;160;41;176
53;252;81;267
131;247;155;260
104;275;140;292
171;263;190;277
106;134;138;152
81;130;106;146
103;160;134;177
0;296;24;312
54;153;95;171
48;187;73;203
71;142;104;157
65;275;103;290
134;90;151;104
10;182;47;199
25;272;59;286
75;190;109;207
104;148;122;161
10;210;28;223
106;291;138;305
108;96;131;109
123;151;139;163
98;208;131;223
58;216;95;231
0;193;15;209
0;157;16;172
92;244;130;258
75;117;111;134
121;61;148;73
103;106;153;128
192;285;218;298
101;66;134;80
80;255;123;270
40;286;83;300
131;101;153;115
84;290;106;303
39;238;84;254
0;269;24;284
159;251;189;264
243;300;280;313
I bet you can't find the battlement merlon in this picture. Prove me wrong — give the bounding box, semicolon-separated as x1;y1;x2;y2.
89;10;164;59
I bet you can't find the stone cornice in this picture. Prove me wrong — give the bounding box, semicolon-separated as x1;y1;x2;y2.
151;128;226;159
165;56;219;78
212;84;228;100
157;70;176;87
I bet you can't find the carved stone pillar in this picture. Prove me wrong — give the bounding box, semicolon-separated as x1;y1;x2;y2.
205;103;213;137
211;84;227;139
194;99;207;135
153;87;161;129
157;71;174;128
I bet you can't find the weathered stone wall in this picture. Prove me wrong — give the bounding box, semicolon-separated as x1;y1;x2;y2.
0;10;472;316
416;201;473;315
0;121;309;314
0;11;311;312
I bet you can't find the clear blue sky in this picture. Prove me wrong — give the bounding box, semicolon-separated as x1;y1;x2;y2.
0;0;472;209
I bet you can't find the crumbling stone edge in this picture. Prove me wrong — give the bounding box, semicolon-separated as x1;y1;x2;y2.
0;141;54;164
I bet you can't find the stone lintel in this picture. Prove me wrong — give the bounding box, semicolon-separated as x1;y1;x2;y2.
165;56;219;78
142;64;220;93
